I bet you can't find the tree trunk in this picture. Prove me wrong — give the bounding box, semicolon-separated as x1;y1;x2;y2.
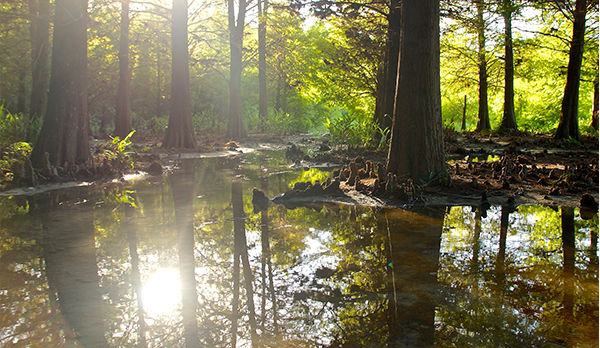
31;0;91;168
162;0;197;149
387;0;445;181
156;49;162;119
227;0;248;140
258;0;268;132
475;0;490;132
376;0;401;143
28;0;50;140
499;0;517;132
373;57;386;142
591;77;598;131
555;0;587;141
114;0;132;139
461;95;467;131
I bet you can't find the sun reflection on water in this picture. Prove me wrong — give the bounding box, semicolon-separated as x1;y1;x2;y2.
142;268;181;317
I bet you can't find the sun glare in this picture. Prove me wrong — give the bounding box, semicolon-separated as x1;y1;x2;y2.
142;268;181;317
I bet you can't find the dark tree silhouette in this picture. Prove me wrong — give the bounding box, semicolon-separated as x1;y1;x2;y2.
30;0;91;168
387;0;445;181
475;0;491;132
499;0;517;132
555;0;588;141
162;0;197;149
114;0;132;139
28;0;50;140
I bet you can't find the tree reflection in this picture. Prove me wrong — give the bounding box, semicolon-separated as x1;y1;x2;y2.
171;159;200;348
231;180;258;347
385;208;444;347
561;207;575;346
39;189;109;347
124;203;147;347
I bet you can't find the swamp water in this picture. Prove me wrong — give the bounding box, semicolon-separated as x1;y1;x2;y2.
1;151;598;347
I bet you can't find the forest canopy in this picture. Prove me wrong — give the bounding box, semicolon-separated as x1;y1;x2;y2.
0;0;598;148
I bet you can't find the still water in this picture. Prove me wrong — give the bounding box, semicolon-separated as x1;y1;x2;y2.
1;152;598;347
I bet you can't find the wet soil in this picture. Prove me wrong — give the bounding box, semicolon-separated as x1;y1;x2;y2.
2;132;599;210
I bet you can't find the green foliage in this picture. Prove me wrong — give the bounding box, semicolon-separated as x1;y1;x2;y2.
326;109;378;148
0;141;32;188
193;109;225;135
102;130;135;169
0;106;40;148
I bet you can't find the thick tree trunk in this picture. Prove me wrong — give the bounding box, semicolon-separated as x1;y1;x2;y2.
555;0;587;141
227;0;248;140
387;0;445;181
475;0;490;132
499;0;517;132
258;0;268;132
114;0;132;139
31;0;91;168
162;0;197;148
28;0;50;139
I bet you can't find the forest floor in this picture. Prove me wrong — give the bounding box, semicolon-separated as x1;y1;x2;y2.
2;131;599;211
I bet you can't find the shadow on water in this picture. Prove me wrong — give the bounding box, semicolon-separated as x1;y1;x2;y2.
0;152;598;347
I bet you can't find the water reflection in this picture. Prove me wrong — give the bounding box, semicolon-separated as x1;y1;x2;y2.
0;153;598;347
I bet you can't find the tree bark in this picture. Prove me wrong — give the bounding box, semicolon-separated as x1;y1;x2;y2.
162;0;197;148
114;0;132;139
555;0;587;141
258;0;268;132
227;0;248;140
31;0;91;168
499;0;517;132
376;0;401;143
475;0;491;132
387;0;445;181
28;0;50;140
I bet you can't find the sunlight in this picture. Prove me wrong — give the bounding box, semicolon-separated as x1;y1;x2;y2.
142;268;181;317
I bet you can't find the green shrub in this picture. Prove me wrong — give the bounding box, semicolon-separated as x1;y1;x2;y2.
325;109;381;149
0;142;32;189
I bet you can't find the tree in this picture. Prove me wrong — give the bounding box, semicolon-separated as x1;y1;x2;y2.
475;0;491;132
31;0;91;168
227;0;249;140
162;0;197;148
114;0;132;139
498;0;518;131
555;0;588;141
387;0;446;181
28;0;50;140
258;0;268;131
374;0;400;143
